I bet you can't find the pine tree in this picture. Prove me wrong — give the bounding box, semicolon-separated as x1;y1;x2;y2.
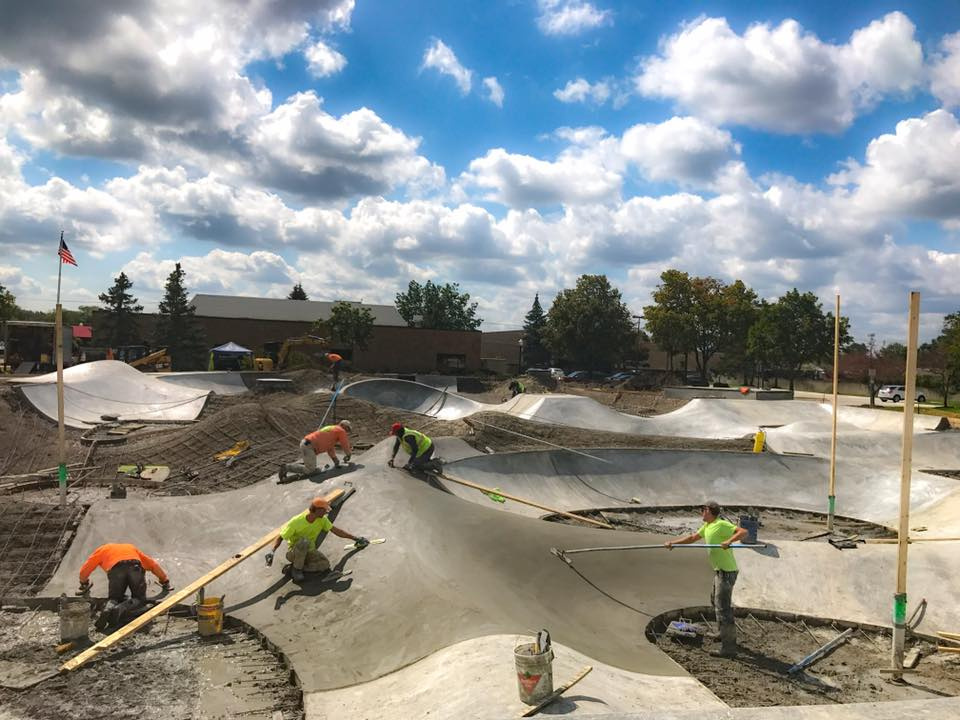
522;294;550;367
288;283;308;300
98;273;143;347
154;263;207;370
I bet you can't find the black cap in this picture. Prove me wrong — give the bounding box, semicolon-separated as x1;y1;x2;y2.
702;500;721;516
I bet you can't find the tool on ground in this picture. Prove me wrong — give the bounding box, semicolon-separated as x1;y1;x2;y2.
866;536;960;544
437;471;613;530
55;642;76;654
343;538;386;550
534;629;551;655
827;535;860;550
787;628;854;674
665;620;705;641
60;488;346;673
517;665;592;718
214;440;250;461
483;487;507;503
550;542;765;566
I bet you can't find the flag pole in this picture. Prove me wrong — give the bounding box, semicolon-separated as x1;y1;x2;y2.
55;231;67;508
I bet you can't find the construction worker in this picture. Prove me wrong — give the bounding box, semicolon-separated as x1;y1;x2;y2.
387;422;435;471
265;497;368;582
508;379;525;397
664;501;747;658
279;420;352;483
324;351;343;389
77;543;171;630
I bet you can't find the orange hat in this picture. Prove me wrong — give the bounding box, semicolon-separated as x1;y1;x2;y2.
310;497;331;511
390;422;403;435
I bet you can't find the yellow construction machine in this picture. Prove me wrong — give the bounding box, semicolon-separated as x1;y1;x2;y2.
127;347;172;371
258;335;327;370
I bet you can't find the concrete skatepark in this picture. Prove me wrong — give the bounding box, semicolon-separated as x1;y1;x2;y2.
4;368;960;718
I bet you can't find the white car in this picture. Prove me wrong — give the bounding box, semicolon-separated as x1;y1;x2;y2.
877;385;926;403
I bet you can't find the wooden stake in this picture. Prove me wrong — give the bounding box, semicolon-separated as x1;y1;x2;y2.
891;291;920;676
517;666;592;717
827;294;840;532
61;488;344;673
437;471;613;529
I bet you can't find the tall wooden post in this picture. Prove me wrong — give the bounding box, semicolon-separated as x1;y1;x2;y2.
55;264;67;508
892;291;920;676
827;295;840;532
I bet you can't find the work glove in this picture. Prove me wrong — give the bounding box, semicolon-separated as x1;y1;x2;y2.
160;580;171;592
355;536;369;549
77;580;91;596
344;454;351;463
265;552;274;567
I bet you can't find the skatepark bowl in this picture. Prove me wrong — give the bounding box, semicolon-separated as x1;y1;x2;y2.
5;369;960;718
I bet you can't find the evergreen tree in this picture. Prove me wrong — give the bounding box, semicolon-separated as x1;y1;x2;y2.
0;283;16;322
522;294;550;367
154;263;207;370
98;272;143;347
288;283;309;300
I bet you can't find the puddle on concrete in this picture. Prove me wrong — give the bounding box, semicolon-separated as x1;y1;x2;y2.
0;609;302;719
650;609;960;707
546;505;896;542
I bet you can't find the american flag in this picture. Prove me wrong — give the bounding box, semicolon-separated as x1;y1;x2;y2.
58;233;77;266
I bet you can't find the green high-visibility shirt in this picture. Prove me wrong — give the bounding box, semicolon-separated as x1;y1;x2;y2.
400;428;432;457
698;519;738;572
281;511;333;546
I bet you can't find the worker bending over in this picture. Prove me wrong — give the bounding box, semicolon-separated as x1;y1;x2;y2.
508;379;525;397
279;420;352;483
387;422;435;471
266;497;368;582
664;501;747;658
324;352;343;389
78;543;170;629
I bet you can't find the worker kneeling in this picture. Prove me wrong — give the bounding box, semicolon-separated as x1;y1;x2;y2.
279;420;352;483
265;497;367;582
387;423;435;471
77;543;171;631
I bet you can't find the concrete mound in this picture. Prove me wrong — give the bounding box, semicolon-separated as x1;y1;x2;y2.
9;360;209;428
155;371;249;396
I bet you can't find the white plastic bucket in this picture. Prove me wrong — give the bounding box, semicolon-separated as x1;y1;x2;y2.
514;642;554;705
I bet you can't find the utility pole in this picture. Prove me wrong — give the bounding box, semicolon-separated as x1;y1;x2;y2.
891;291;920;678
827;294;840;533
55;231;68;508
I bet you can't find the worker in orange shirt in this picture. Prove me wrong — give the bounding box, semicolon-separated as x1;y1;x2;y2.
279;419;352;483
77;543;170;629
324;351;343;389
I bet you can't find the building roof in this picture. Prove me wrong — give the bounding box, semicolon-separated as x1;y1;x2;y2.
189;294;407;327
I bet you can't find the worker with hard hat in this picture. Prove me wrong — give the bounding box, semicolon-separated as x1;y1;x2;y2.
77;543;171;629
325;351;343;389
387;422;435;471
279;419;352;483
265;497;368;582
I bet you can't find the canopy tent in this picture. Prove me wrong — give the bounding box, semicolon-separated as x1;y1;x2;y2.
208;341;254;370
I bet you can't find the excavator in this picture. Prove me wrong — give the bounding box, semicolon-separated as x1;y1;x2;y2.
126;347;172;371
257;336;327;371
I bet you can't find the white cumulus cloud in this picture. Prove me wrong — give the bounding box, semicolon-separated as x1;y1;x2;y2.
930;32;960;108
421;39;472;95
483;77;504;107
553;78;611;104
305;40;347;77
636;12;923;134
537;0;611;36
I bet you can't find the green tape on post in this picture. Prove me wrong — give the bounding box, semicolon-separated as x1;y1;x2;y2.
58;463;67;492
828;495;835;515
893;593;907;626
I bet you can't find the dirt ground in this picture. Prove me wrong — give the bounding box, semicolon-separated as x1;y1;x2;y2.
551;506;897;541
0;501;86;596
652;612;960;707
0;609;301;720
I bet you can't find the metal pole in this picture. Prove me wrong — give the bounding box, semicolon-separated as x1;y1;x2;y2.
827;294;840;532
892;291;920;677
55;235;67;508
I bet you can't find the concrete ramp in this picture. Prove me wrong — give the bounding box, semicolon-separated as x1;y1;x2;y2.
10;360;209;428
155;371;249;396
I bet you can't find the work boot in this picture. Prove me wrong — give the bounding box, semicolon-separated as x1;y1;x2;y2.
277;464;287;483
291;568;305;582
709;623;738;658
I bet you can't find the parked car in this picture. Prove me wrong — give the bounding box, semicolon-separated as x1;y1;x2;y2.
565;370;609;382
605;371;636;384
877;385;926;403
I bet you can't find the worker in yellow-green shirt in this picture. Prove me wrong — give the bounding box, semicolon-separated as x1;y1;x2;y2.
387;422;435;471
664;500;748;658
265;497;368;582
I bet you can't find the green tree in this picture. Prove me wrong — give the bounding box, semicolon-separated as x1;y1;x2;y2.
543;274;634;371
920;313;960;407
880;342;907;360
98;272;143;347
154;263;207;370
0;284;16;322
522;294;550;367
327;301;375;350
747;290;851;390
643;270;696;373
288;283;309;300
395;280;482;331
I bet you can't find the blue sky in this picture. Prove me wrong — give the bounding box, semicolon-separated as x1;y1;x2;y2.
1;0;959;342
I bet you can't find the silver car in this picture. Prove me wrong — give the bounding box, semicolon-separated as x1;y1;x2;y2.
877;385;926;403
